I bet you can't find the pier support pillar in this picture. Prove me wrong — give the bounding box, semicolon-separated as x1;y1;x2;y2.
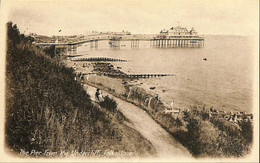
110;40;120;48
90;40;98;49
131;39;139;48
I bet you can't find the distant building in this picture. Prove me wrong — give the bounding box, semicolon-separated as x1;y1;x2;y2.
189;27;198;35
158;26;199;38
153;26;204;48
113;30;131;35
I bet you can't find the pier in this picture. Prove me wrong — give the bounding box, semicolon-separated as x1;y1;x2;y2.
35;36;204;50
33;26;205;55
150;38;204;48
131;39;139;48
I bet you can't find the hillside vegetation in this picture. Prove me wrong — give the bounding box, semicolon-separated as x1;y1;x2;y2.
126;87;253;157
5;22;156;158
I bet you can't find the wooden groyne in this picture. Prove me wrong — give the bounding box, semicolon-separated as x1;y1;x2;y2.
72;57;128;62
99;73;173;79
125;74;173;78
82;72;174;79
67;54;83;58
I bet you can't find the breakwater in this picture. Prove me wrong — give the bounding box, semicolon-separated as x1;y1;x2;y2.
95;73;174;79
72;57;128;62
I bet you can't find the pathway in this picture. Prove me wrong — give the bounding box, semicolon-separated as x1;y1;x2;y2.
85;84;192;159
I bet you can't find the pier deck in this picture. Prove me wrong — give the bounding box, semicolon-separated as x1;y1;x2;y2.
35;36;204;48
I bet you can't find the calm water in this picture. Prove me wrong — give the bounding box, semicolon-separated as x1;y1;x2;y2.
75;35;254;112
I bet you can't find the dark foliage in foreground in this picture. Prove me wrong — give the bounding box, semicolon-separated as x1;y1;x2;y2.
5;22;156;157
6;22;94;153
99;96;118;112
173;112;253;157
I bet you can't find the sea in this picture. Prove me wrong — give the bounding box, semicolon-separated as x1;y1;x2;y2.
74;35;255;112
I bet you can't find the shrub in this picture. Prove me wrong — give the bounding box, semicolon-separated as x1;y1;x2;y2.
43;45;56;58
239;119;253;144
99;95;118;112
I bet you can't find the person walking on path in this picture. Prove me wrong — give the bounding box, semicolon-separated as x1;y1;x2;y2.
95;88;104;102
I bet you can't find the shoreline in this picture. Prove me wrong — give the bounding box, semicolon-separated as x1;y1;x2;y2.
62;55;254;157
64;56;253;119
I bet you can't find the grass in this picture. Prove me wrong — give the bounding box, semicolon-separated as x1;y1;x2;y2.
5;22;156;158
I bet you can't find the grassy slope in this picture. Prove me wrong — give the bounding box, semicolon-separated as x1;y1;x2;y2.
5;22;156;158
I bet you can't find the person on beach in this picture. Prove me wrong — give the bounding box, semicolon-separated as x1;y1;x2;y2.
210;107;214;112
155;94;159;101
144;96;149;106
170;100;174;110
95;88;104;102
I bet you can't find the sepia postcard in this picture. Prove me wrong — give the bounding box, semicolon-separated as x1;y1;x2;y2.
0;0;259;162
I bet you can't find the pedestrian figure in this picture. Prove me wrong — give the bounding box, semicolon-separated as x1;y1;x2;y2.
233;114;238;123
228;112;233;122
95;88;104;102
203;105;206;112
144;96;149;106
209;112;212;118
250;114;253;119
155;94;159;101
170;100;174;110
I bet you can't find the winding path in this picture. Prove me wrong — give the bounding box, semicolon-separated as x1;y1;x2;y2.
85;84;192;159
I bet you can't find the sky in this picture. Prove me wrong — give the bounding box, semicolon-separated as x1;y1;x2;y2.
1;0;259;36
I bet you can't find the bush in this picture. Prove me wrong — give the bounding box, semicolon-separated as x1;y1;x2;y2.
239;119;253;144
43;45;56;58
99;95;118;112
172;110;253;157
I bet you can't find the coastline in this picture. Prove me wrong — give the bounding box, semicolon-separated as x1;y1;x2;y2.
64;56;253;116
62;55;254;157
